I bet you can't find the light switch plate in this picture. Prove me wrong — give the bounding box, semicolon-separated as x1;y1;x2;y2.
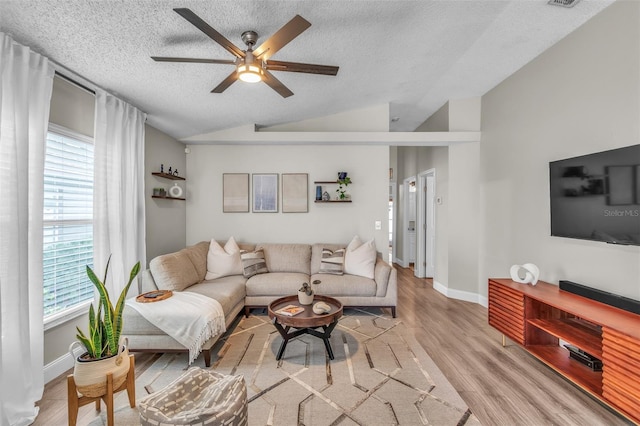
375;220;382;230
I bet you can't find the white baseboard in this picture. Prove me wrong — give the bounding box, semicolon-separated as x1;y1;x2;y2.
394;257;407;268
433;280;486;306
44;346;84;384
478;295;488;308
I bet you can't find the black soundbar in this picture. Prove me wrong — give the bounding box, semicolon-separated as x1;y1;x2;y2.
559;280;640;315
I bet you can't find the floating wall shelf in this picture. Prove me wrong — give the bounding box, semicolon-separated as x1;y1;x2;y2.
151;195;185;201
314;180;353;203
152;172;185;181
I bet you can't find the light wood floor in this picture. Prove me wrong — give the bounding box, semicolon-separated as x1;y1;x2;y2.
35;265;632;425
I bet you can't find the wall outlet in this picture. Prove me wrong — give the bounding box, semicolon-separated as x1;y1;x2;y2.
375;220;382;230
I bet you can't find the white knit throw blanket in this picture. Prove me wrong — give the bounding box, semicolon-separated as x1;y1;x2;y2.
126;292;226;364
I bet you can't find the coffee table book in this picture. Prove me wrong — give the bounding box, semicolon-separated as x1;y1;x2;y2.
275;304;305;316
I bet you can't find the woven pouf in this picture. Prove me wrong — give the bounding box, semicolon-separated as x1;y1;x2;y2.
138;367;247;426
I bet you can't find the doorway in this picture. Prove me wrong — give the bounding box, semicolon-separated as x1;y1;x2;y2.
416;169;436;278
402;177;417;268
388;183;396;263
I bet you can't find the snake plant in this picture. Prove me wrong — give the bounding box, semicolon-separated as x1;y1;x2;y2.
75;256;140;359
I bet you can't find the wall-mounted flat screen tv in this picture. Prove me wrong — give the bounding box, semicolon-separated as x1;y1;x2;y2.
550;144;640;246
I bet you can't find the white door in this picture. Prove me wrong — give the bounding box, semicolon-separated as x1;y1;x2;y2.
416;169;436;278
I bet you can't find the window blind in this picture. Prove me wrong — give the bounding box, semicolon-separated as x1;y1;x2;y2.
43;130;94;318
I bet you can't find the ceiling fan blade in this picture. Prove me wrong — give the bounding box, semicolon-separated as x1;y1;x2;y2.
253;15;311;60
173;8;245;58
151;56;236;65
262;70;294;98
211;71;238;93
266;60;339;76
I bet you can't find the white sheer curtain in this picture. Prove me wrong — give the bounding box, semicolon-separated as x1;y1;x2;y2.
93;90;147;297
0;33;54;425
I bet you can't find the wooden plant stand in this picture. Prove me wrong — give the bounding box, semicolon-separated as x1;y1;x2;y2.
67;354;136;426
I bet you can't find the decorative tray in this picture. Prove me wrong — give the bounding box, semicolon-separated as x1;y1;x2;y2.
136;290;173;303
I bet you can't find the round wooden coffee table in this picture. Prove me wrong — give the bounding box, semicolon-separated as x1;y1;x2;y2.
268;295;343;360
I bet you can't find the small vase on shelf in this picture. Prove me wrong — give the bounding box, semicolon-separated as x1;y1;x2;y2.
169;182;183;198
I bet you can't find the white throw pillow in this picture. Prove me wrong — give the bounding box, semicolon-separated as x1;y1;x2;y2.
344;236;376;279
205;237;243;280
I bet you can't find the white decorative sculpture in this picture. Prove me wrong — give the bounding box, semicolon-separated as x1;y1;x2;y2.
169;182;183;198
509;263;540;285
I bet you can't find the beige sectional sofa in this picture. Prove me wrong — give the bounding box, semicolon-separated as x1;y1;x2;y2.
122;241;397;366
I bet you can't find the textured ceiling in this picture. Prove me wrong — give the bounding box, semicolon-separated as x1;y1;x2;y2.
0;0;614;140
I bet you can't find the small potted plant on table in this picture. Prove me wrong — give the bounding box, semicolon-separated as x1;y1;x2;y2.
298;282;314;305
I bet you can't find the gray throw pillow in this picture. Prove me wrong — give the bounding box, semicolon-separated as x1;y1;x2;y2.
240;248;269;278
319;248;345;275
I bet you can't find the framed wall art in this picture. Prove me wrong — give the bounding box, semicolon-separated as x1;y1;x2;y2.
282;173;308;213
222;173;249;212
253;173;278;213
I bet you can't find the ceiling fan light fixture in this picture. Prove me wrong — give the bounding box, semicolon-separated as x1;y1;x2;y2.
237;64;263;83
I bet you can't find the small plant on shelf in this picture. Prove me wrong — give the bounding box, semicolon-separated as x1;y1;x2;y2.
336;173;351;200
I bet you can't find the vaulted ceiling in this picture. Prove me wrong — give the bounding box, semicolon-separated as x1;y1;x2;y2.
0;0;614;140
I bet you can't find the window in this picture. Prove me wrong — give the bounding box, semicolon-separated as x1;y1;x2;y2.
43;125;94;323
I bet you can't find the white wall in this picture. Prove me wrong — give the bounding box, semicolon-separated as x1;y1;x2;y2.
261;104;390;132
447;142;480;297
49;76;95;137
145;125;187;264
480;0;640;300
416;102;449;132
428;147;450;287
185;145;390;252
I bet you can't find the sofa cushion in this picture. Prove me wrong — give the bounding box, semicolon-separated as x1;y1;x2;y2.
240;248;269;278
205;237;243;280
319;248;345;275
344;236;376;279
187;277;247;316
184;241;210;282
311;273;377;297
150;250;200;292
258;243;311;274
245;272;310;296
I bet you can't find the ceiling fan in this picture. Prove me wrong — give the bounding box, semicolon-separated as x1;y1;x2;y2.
151;8;339;98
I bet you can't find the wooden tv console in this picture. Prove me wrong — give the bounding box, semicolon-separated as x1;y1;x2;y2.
488;278;640;424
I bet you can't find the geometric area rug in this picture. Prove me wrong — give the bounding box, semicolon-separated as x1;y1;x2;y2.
90;309;480;425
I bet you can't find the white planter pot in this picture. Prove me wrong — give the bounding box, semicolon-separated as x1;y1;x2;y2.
69;337;130;397
298;290;314;305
